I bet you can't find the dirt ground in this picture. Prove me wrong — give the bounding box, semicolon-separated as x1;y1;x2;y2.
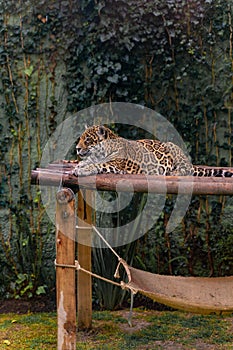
0;295;56;314
0;293;167;314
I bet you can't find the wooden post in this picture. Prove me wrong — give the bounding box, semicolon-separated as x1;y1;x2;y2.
56;188;76;350
77;189;93;330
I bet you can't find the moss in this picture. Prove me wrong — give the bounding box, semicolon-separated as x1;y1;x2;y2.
0;310;232;349
0;313;56;349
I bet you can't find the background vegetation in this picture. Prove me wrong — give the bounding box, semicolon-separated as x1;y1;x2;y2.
0;0;232;307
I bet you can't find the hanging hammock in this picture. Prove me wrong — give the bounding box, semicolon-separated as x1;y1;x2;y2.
60;225;233;316
118;262;233;315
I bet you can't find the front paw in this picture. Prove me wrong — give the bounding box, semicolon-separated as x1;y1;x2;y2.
71;165;88;176
71;166;80;177
71;164;97;176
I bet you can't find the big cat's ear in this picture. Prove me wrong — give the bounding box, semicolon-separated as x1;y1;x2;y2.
84;124;89;129
97;125;107;139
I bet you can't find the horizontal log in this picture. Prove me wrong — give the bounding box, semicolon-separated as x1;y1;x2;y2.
31;168;233;195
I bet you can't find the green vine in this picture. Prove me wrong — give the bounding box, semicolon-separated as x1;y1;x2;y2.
0;0;232;304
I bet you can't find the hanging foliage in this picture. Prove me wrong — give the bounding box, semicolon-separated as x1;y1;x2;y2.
0;0;232;303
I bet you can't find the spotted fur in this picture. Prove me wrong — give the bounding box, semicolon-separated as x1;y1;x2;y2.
72;125;233;177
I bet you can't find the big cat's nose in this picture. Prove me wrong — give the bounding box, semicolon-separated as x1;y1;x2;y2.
76;147;84;157
76;147;89;158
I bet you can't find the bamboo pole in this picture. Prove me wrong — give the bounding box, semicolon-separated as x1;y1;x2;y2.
56;188;76;350
77;189;92;330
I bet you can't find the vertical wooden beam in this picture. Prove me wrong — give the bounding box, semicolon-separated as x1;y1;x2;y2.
77;189;92;330
56;188;76;350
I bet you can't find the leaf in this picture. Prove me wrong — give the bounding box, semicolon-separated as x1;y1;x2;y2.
24;65;34;77
36;285;46;295
16;273;27;284
3;340;11;345
107;74;119;83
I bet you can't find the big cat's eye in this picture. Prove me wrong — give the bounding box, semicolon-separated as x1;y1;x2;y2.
85;137;92;144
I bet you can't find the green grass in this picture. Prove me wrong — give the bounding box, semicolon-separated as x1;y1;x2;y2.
0;310;232;349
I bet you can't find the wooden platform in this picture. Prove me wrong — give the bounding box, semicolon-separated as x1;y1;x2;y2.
31;162;233;195
30;164;233;344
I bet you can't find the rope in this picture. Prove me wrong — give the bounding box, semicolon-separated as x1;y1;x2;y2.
54;232;138;294
55;259;124;288
76;225;122;261
56;225;138;326
55;260;80;270
128;292;134;327
79;225;134;284
92;226;122;261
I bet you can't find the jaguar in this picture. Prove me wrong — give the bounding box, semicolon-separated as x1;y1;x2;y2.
72;125;233;177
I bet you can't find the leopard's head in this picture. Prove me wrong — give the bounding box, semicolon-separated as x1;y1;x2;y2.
76;125;118;158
